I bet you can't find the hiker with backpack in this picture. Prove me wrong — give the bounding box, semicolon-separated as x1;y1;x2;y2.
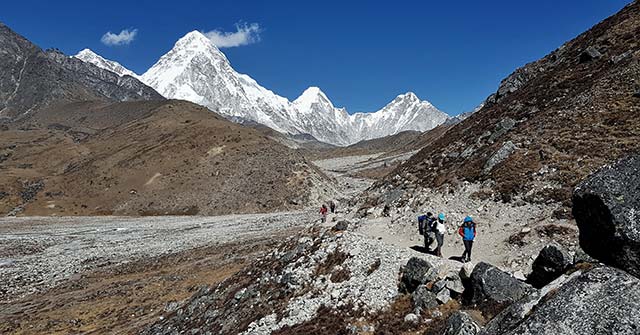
329;200;336;214
458;216;476;262
418;212;436;251
434;213;447;257
320;204;328;223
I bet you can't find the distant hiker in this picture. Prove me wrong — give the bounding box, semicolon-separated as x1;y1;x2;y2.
320;204;328;223
434;213;447;257
458;216;476;262
418;212;436;251
329;200;336;214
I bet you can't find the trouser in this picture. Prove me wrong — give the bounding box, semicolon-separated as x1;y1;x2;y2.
435;232;444;257
462;240;473;261
423;233;433;250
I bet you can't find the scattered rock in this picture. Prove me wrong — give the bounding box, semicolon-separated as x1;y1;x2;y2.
404;313;419;324
488;118;516;143
400;257;436;293
484;141;517;173
512;270;526;281
435;287;451;304
573;154;640;277
443;311;481;335
527;243;573;288
412;285;439;310
444;273;465;295
573;246;597;264
332;220;349;231
470;262;535;306
611;50;633;64
459;262;475;281
579;46;602;63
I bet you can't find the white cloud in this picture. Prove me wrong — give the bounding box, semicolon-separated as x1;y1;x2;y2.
204;22;261;48
101;29;138;46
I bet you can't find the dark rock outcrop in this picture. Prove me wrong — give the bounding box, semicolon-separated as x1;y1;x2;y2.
400;257;437;293
526;243;573;288
502;267;640;335
573;154;640;277
579;46;602;63
0;22;162;120
443;311;481;335
470;262;534;307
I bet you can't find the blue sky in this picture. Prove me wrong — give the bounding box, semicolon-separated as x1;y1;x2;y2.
1;0;631;115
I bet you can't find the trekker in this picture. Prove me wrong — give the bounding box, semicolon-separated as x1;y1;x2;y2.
434;213;446;257
320;204;328;223
458;216;476;262
418;212;436;250
329;200;336;214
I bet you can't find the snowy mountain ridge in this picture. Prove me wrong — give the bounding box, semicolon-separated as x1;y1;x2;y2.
74;49;139;79
75;31;449;146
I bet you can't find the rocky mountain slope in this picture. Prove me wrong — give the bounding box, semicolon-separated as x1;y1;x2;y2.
367;1;640;211
78;31;449;146
0;100;333;216
0;22;162;121
137;152;640;335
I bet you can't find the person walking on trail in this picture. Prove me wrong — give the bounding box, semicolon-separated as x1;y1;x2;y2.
320;204;328;223
418;212;436;251
458;216;476;262
329;200;336;214
434;213;447;257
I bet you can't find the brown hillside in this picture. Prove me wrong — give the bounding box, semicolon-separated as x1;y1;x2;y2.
374;1;640;209
0;100;330;216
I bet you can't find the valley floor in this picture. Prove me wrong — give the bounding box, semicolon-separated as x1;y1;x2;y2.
0;151;570;334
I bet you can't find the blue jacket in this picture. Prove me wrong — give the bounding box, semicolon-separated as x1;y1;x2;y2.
459;223;476;241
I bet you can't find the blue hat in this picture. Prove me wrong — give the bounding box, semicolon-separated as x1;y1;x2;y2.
438;213;446;220
464;216;473;223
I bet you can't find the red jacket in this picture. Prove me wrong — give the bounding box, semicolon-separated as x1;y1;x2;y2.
320;207;328;215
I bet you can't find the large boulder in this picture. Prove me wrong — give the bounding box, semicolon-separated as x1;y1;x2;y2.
572;154;640;277
502;266;640;335
526;243;573;288
400;257;437;293
443;311;481;335
470;262;534;307
480;270;583;335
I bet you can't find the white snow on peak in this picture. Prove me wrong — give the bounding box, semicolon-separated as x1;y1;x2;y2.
83;32;450;146
74;48;139;78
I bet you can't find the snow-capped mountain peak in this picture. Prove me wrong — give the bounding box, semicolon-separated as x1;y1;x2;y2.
81;32;450;146
293;86;336;114
74;48;139;78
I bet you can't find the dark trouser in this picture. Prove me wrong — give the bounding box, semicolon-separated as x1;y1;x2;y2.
435;232;444;257
424;233;433;250
462;240;473;261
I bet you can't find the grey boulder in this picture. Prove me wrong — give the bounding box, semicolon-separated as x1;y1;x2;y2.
412;285;439;310
400;257;437;293
573;154;640;278
470;262;534;307
443;311;481;335
526;243;573;288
